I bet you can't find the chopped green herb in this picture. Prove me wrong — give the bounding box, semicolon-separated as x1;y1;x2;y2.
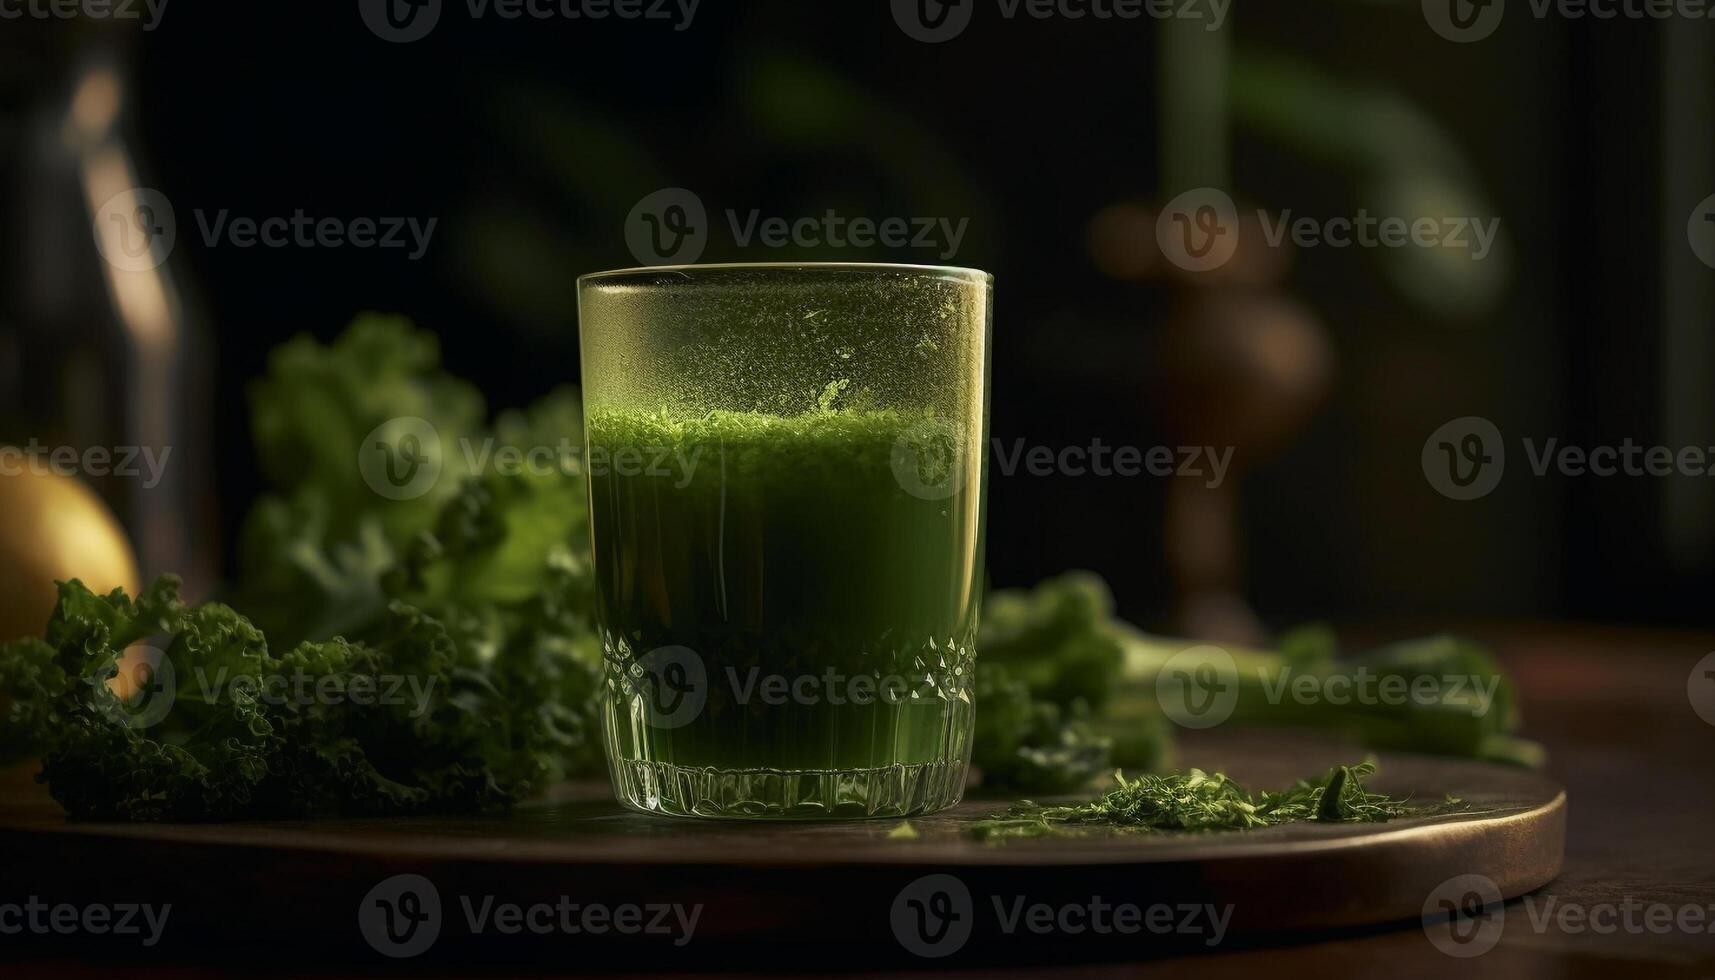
969;761;1458;840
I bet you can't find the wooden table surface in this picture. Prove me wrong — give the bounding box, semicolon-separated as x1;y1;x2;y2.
2;621;1712;977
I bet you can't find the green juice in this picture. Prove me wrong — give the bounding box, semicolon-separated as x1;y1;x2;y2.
586;405;984;818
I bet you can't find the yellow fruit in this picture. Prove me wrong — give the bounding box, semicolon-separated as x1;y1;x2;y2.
0;466;141;643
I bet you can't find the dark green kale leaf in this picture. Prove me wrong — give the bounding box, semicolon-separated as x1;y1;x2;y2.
269;602;523;816
26;579;279;821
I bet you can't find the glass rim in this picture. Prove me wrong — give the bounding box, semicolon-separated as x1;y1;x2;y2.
577;261;992;287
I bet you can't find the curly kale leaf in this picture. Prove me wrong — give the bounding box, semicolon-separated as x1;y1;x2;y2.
388;385;592;609
246;312;485;540
477;561;606;787
376;386;603;785
269;604;506;816
27;580;279;821
232;493;395;651
6;573;602;820
236;313;487;649
0;638;70;763
269;578;602;816
2;578;183;762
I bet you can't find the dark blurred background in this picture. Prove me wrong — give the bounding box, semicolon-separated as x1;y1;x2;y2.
1;0;1711;636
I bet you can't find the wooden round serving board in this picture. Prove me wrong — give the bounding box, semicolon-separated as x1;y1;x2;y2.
0;743;1563;968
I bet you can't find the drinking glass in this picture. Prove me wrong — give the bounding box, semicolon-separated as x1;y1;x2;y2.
577;263;992;818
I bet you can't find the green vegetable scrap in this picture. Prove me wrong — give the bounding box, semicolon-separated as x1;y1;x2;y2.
886;821;921;840
970;761;1455;840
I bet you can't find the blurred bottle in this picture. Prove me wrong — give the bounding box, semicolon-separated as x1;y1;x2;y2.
0;23;213;602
